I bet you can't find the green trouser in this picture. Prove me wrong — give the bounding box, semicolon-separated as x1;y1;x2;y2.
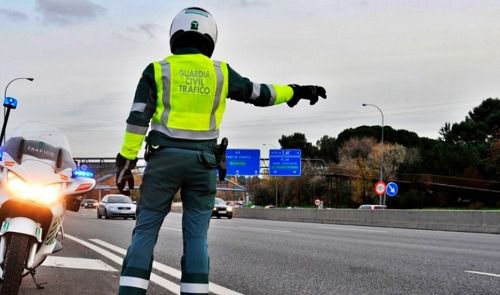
119;141;217;295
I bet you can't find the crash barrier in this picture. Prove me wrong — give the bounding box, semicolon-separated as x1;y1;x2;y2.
232;208;500;234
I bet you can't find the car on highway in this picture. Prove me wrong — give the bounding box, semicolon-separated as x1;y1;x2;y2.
81;198;98;209
97;194;136;220
358;204;387;210
212;197;232;219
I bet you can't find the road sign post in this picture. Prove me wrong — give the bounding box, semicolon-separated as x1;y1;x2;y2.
269;149;301;207
269;149;301;176
374;180;386;196
386;182;398;197
226;149;260;176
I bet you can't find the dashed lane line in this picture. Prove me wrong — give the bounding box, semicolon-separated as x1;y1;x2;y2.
65;234;180;294
320;226;388;233
465;270;500;278
90;238;244;295
238;226;291;233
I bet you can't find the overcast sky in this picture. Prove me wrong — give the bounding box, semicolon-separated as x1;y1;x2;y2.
1;0;499;157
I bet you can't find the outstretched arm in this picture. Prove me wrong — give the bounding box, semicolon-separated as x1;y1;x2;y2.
227;65;326;107
227;65;293;107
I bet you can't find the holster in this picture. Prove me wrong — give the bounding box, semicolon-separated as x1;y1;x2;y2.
144;144;160;162
216;137;228;181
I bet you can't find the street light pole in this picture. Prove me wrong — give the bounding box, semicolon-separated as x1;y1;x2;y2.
3;77;34;118
362;103;385;205
263;143;279;207
4;77;34;101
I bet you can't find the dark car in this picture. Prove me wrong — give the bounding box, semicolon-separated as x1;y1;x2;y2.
97;194;136;220
81;199;98;209
212;197;232;219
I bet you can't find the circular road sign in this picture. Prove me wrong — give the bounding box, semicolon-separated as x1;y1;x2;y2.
386;182;399;197
374;181;386;195
314;199;321;206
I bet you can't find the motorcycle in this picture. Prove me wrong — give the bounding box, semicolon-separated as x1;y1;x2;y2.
0;122;95;294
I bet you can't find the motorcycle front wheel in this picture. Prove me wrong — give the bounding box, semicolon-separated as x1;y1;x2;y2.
1;233;32;295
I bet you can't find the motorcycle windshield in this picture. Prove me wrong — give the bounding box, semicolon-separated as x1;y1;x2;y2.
3;122;75;171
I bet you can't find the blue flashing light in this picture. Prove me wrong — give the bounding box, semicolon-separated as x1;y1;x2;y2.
72;169;95;178
3;97;18;109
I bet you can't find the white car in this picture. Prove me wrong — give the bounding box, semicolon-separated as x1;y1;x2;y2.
97;194;136;220
212;198;233;219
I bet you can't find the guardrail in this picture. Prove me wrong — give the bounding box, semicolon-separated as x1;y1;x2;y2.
232;208;500;234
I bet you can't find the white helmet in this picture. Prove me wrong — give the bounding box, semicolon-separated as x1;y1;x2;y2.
169;7;218;57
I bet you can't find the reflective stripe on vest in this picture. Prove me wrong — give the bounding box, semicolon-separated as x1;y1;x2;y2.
151;54;228;140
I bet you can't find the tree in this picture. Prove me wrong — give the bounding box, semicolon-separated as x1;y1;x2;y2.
316;135;337;163
337;137;411;205
337;126;382;148
279;133;318;158
484;140;500;179
337;137;377;204
441;98;500;143
371;143;409;181
337;125;420;148
423;141;482;177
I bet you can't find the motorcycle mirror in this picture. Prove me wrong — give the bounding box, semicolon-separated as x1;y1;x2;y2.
16;138;25;163
56;149;63;169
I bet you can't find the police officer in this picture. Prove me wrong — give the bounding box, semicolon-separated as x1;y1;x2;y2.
116;7;326;295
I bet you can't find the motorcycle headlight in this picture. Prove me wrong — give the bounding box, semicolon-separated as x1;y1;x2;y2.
7;171;62;205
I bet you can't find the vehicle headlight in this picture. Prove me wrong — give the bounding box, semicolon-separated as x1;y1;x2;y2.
7;171;62;205
227;207;233;212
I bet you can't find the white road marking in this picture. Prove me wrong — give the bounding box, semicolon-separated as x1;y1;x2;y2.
90;238;244;295
320;226;388;233
65;234;180;294
238;226;291;233
89;239;182;278
465;270;500;278
161;226;182;232
42;256;116;272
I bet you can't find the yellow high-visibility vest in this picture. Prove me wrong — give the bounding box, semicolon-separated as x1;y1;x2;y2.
152;54;229;140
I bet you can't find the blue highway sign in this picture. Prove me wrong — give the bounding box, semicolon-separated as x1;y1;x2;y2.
226;149;260;176
269;149;302;176
386;182;399;197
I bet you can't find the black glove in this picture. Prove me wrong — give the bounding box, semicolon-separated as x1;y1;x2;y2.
287;84;327;107
116;153;137;196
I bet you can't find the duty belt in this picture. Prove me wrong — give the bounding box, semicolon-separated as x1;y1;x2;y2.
144;137;228;181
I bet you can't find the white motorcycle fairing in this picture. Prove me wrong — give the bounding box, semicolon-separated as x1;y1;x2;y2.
0;122;95;294
0;217;42;243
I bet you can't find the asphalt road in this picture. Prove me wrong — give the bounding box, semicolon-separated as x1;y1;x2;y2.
15;208;500;294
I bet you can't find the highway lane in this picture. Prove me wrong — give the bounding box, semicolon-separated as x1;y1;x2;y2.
17;208;500;294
